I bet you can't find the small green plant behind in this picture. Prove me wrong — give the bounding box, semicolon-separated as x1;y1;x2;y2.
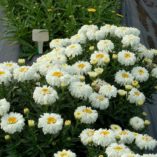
0;0;121;58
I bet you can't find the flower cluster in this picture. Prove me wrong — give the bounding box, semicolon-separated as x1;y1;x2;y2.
0;24;157;156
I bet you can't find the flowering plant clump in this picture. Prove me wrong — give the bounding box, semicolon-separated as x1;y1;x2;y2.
0;24;157;156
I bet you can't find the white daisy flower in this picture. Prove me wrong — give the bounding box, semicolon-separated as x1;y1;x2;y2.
38;63;53;76
33;85;58;105
131;67;149;82
97;40;114;52
86;25;98;41
115;27;130;38
122;153;140;157
65;44;82;58
78;25;98;35
142;154;157;157
46;68;71;87
49;47;66;55
129;116;145;131
122;35;140;48
115;70;134;86
74;106;98;124
139;49;155;59
90;51;110;66
100;24;117;36
128;88;145;105
70;33;86;44
1;112;25;134
151;67;157;78
99;84;117;99
118;50;136;66
0;62;18;72
54;149;76;157
49;39;64;49
89;92;109;110
69;82;93;100
72;61;91;75
115;27;140;38
0;68;12;85
80;128;95;145
95;30;107;41
93;129;116;147
116;130;135;144
0;98;10;116
38;113;63;134
13;66;40;82
128;27;140;36
49;53;67;65
135;134;157;151
105;143;131;157
36;53;53;64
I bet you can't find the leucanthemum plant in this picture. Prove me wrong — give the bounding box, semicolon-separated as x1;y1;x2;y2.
0;24;157;157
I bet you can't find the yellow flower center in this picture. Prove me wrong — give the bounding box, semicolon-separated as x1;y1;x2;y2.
122;73;129;78
87;130;95;136
120;131;128;135
5;63;13;67
47;117;57;124
96;53;104;59
70;45;76;49
60;152;69;157
78;63;85;69
52;71;63;77
142;136;151;141
8;117;17;124
114;146;123;151
19;67;28;72
41;88;50;95
83;108;93;114
55;39;60;43
101;130;110;136
134;91;140;96
96;95;104;101
138;69;144;75
124;52;131;59
0;71;5;75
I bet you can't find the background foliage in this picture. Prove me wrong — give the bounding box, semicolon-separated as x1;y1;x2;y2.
0;0;121;58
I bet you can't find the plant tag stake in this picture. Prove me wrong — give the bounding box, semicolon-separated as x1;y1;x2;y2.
32;29;49;54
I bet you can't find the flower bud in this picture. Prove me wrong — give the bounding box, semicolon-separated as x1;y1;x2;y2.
94;68;103;75
144;120;151;126
4;135;11;141
18;59;25;65
118;90;127;96
24;108;29;114
64;120;71;126
132;80;139;87
88;72;98;78
142;112;147;116
125;85;132;90
80;75;85;81
104;57;110;63
28;120;35;127
112;54;118;59
137;100;144;106
89;46;95;51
